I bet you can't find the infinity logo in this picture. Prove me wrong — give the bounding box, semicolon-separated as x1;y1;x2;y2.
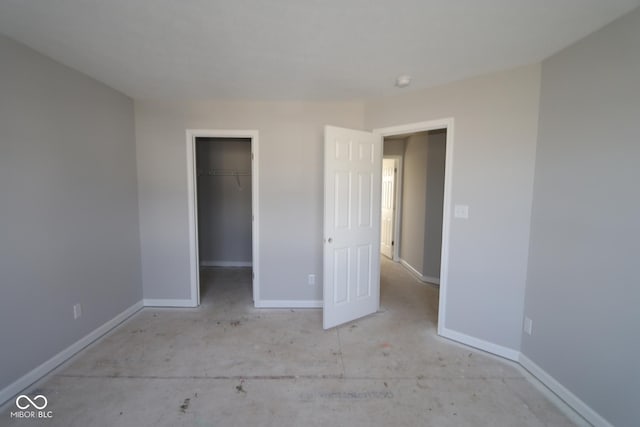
15;395;48;410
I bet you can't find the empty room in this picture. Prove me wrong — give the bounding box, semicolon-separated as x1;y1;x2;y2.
1;1;638;426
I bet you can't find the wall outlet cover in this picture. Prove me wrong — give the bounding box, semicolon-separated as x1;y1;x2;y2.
524;317;533;335
454;204;469;219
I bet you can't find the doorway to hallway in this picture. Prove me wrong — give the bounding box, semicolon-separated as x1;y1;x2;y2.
380;130;446;286
321;119;454;334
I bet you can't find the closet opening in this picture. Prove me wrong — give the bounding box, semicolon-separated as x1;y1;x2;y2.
196;137;252;304
186;130;260;308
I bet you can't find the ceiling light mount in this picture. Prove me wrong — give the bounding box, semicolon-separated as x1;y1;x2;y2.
395;75;412;88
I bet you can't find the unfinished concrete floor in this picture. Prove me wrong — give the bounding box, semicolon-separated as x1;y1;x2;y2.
2;258;581;426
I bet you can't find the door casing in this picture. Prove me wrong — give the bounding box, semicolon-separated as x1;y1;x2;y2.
373;119;454;337
186;129;260;307
380;157;396;259
382;155;403;262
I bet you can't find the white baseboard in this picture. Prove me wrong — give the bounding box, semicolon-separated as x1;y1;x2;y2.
439;327;610;426
0;300;143;406
200;261;252;267
438;326;520;361
422;275;440;285
519;354;611;427
399;259;440;285
143;299;195;307
399;259;423;279
0;293;610;427
255;300;322;308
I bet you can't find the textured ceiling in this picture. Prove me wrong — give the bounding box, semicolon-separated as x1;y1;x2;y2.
1;0;638;100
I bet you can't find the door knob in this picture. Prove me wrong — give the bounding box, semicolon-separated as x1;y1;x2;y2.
327;238;333;243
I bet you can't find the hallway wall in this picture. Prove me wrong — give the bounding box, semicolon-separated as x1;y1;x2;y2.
400;132;429;273
422;130;446;281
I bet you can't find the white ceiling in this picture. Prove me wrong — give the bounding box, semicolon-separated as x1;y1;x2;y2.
1;0;638;101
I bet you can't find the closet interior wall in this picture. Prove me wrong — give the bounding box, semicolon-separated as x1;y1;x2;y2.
196;138;252;267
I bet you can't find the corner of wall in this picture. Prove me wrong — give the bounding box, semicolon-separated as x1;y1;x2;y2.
0;301;143;407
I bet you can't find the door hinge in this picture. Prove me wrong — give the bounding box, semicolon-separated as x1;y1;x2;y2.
394;168;397;173
252;271;255;280
391;240;394;246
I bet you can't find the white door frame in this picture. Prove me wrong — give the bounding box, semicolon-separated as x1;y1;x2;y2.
382;155;403;262
373;119;453;337
186;129;260;307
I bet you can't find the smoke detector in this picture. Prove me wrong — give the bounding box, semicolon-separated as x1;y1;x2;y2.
395;75;412;88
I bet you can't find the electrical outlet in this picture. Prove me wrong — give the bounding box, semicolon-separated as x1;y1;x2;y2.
308;274;316;286
523;317;533;335
73;303;82;320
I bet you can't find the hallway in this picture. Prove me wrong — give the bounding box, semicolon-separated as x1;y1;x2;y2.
2;259;578;426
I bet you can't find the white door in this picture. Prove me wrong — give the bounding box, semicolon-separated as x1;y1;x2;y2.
323;125;382;329
380;158;396;259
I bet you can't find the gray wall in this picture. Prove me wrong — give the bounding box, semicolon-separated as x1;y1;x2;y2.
365;64;541;351
523;8;640;427
423;130;446;280
196;138;252;264
136;68;540;350
400;133;429;273
383;138;405;157
135;100;364;302
0;35;141;393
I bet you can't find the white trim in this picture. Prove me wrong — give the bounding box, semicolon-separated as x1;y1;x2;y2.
398;259;441;285
382;155;403;262
251;134;260;305
373;118;454;338
186;130;200;307
255;300;323;308
422;276;440;285
200;260;252;268
519;354;611;427
438;121;454;337
439;326;520;361
142;299;195;307
0;300;143;406
186;129;260;308
399;259;423;281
